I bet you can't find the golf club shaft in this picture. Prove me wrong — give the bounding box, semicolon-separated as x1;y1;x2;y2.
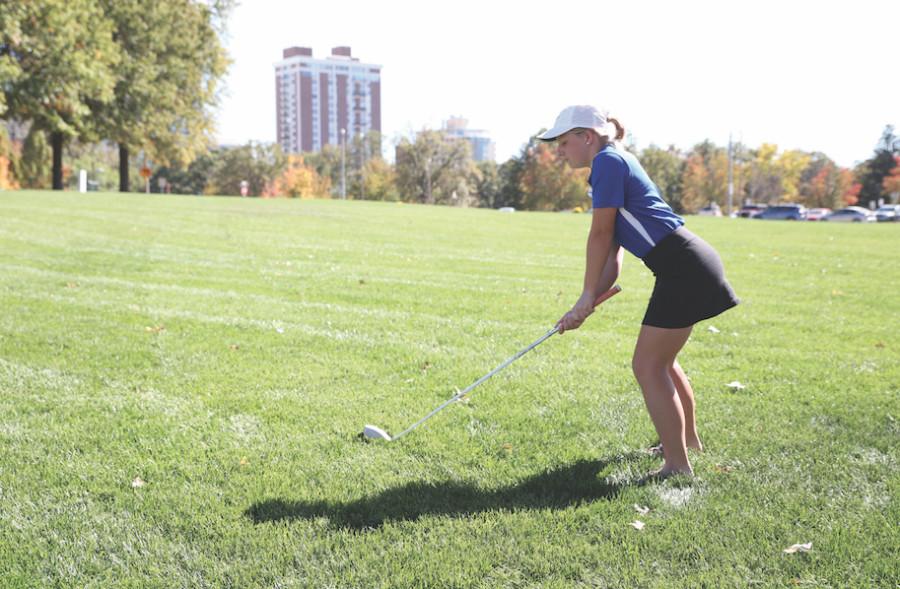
390;284;622;441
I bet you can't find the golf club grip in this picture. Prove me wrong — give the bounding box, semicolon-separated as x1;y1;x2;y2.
592;284;622;308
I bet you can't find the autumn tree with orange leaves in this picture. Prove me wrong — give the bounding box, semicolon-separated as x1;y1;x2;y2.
518;141;589;211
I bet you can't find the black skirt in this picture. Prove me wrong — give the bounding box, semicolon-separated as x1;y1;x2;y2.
641;226;739;329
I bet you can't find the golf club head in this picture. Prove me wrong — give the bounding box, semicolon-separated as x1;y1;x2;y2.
362;425;392;441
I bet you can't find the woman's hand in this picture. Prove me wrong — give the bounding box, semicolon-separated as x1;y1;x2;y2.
557;291;597;334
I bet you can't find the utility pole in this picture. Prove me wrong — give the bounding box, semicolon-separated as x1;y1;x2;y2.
727;133;734;216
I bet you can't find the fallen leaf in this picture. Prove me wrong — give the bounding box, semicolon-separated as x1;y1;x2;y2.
145;325;165;333
630;520;645;530
707;325;720;333
229;344;240;351
634;504;650;515
131;477;146;488
239;457;249;466
726;381;746;390
783;542;812;554
831;289;843;296
65;282;78;289
714;464;734;473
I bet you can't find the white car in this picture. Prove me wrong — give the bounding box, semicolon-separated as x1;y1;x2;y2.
822;206;877;222
875;204;900;222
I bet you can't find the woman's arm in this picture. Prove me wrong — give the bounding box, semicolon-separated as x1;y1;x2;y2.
558;207;621;333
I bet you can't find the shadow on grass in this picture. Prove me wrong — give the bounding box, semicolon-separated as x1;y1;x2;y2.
246;454;643;530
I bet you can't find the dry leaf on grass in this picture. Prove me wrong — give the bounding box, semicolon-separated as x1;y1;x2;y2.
634;504;650;515
726;381;746;390
630;521;645;530
783;542;812;554
131;477;146;488
707;325;720;333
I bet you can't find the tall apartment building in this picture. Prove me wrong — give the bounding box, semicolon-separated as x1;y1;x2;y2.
275;46;381;154
443;117;495;162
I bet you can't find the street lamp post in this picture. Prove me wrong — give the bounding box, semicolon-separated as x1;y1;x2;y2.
340;128;347;200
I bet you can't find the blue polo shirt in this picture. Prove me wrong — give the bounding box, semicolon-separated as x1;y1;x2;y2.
590;144;683;258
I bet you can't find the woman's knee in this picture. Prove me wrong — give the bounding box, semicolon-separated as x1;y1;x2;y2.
632;353;669;384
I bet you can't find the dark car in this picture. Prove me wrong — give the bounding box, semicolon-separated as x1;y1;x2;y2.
753;204;807;220
738;204;766;218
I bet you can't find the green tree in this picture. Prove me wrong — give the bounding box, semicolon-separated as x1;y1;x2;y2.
497;156;525;210
0;0;120;189
360;157;399;202
475;160;502;208
91;0;232;192
640;145;685;212
205;142;286;197
18;126;51;189
856;125;899;207
395;130;478;205
150;152;216;195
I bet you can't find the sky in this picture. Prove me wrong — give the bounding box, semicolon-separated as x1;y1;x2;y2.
215;0;898;168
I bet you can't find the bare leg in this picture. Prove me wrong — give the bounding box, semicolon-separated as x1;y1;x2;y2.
633;325;694;475
670;360;703;451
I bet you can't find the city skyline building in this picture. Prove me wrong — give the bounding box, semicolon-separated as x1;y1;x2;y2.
274;46;381;154
443;116;495;162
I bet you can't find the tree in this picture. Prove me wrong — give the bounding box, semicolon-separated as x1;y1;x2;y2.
745;144;782;204
776;150;811;202
205;142;286;197
798;153;853;209
91;0;232;192
882;156;900;201
0;0;120;189
639;145;685;211
475;160;502;208
360;157;399;201
395;130;478;205
496;156;525;210
267;154;331;198
17;126;51;189
856;125;900;207
680;153;709;214
150;152;216;195
0;123;18;189
518;140;589;211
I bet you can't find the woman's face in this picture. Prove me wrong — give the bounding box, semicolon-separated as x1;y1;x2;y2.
554;129;597;169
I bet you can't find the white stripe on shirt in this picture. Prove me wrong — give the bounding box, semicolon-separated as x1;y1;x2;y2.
618;208;656;248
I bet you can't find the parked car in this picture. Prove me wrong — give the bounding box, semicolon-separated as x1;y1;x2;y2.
806;207;832;221
738;204;766;218
753;204;807;220
697;203;723;217
822;206;877;222
875;204;900;222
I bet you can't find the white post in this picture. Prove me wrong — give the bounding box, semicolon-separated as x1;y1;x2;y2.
79;170;87;193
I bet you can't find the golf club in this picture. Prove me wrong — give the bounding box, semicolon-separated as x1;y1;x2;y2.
362;284;622;441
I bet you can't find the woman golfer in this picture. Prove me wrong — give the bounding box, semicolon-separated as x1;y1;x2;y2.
538;105;739;477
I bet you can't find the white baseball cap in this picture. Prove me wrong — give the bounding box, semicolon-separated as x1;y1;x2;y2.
537;105;618;141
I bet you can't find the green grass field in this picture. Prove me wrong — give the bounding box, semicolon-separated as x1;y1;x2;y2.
1;190;897;588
